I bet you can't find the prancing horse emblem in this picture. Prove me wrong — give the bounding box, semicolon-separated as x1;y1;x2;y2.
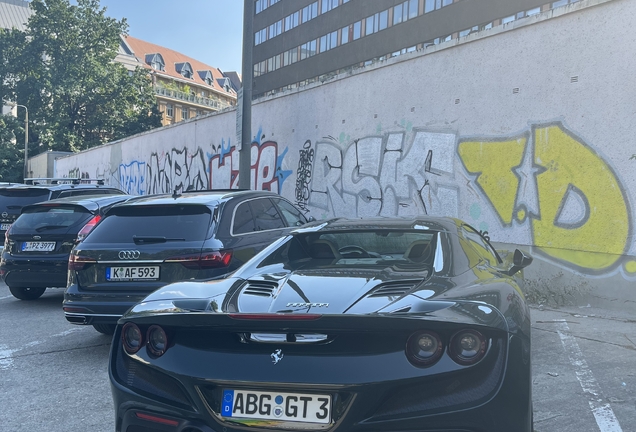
271;349;284;364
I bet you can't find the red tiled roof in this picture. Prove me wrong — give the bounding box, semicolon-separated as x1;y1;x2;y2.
123;35;236;98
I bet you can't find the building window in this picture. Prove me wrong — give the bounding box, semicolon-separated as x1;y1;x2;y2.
319;31;338;53
395;0;418;22
353;21;362;40
181;107;188;120
166;104;173;117
284;11;299;32
283;47;298;66
365;10;388;36
255;27;267;45
341;25;350;44
146;53;165;72
255;0;278;14
269;20;282;39
267;54;282;72
176;62;193;79
300;40;317;60
301;2;318;24
502;14;516;24
525;7;541;16
425;0;450;13
459;25;479;37
321;0;338;14
552;0;578;7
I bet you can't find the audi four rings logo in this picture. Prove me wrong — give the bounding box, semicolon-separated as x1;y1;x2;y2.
286;302;329;308
118;250;140;260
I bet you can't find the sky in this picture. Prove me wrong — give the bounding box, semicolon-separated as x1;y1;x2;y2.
97;0;245;73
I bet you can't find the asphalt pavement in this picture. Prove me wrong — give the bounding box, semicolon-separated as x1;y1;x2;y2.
0;283;634;432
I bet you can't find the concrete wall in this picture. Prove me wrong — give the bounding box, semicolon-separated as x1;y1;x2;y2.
55;0;636;309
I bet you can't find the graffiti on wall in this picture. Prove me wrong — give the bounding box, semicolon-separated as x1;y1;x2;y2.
305;121;633;277
458;122;631;275
111;135;290;196
308;130;460;219
295;140;314;212
209;139;290;193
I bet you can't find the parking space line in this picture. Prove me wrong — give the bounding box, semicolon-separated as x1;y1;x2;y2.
556;319;623;432
0;295;14;300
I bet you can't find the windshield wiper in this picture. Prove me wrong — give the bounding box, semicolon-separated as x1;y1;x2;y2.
132;235;186;244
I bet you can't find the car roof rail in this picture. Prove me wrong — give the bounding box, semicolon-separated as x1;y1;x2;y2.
24;177;106;186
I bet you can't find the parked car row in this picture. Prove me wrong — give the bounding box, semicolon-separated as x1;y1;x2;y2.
0;181;311;336
0;178;535;432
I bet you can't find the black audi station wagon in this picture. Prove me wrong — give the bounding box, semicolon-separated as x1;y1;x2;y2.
1;194;133;301
63;189;310;334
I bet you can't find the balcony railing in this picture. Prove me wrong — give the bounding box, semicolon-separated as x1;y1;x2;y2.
154;86;232;110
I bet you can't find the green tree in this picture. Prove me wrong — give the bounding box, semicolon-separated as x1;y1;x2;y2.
0;0;161;153
0;115;25;182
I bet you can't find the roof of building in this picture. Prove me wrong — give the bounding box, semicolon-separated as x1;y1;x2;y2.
222;71;242;92
123;35;237;99
0;0;32;31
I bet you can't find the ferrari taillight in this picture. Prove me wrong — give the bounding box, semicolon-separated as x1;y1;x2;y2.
122;322;143;355
146;325;168;357
406;330;444;367
448;329;487;365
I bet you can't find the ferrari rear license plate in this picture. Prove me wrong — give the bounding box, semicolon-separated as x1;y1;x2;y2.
106;266;159;281
1;223;11;231
221;389;331;424
21;241;56;252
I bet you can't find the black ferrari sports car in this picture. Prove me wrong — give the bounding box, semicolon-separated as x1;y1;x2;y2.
109;217;534;432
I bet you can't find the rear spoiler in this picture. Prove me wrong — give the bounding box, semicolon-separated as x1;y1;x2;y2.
121;299;508;332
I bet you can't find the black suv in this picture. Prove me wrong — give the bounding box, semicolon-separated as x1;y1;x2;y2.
1;194;133;300
0;178;125;243
63;189;310;334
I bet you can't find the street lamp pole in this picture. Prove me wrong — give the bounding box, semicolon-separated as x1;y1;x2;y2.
238;0;254;190
17;105;28;181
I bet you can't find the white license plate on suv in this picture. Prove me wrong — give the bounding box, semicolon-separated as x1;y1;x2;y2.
106;266;160;281
1;223;11;231
22;241;56;252
221;389;331;424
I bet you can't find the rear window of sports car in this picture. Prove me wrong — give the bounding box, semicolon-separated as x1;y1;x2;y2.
274;230;438;266
82;205;212;243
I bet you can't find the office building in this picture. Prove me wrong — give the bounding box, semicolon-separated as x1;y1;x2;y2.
251;0;579;98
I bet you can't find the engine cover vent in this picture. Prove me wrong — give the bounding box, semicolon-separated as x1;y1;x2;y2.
368;280;421;298
243;280;278;297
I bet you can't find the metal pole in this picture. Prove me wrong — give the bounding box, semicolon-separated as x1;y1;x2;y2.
238;0;254;190
23;107;28;180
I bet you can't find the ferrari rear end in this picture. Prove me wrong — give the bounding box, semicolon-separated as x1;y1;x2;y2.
109;300;532;432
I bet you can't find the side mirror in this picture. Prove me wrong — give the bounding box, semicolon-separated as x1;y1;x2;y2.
505;249;533;276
